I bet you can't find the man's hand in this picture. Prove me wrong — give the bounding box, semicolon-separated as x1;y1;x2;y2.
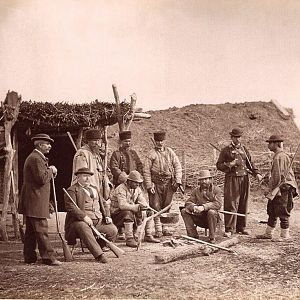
138;203;148;211
193;205;205;214
256;174;263;182
147;187;155;194
49;203;55;214
83;215;93;226
228;159;238;167
105;217;112;224
49;165;58;178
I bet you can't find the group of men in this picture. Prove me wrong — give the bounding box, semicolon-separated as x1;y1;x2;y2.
18;126;299;266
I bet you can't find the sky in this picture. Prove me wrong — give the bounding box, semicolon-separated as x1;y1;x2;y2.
0;0;300;127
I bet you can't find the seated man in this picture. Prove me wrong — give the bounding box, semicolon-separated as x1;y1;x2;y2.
110;170;160;247
64;167;118;263
181;170;222;243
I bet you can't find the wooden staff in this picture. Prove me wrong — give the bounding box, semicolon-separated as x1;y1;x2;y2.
219;210;246;217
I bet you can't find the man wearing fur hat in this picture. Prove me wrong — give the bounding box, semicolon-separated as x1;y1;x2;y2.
71;129;111;200
144;131;182;237
18;133;61;266
181;170;222;243
257;135;298;240
110;130;143;187
110;170;160;247
216;128;262;237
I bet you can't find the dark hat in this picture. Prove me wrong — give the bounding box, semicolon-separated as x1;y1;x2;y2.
266;135;284;143
85;129;102;141
31;133;54;143
229;128;243;137
154;131;166;141
74;167;94;176
119;131;132;141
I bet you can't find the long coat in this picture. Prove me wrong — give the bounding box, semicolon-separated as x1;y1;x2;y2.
64;183;110;245
18;150;53;218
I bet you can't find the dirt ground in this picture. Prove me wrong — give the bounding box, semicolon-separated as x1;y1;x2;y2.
1;191;300;300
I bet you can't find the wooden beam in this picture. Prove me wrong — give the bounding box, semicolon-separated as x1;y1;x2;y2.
112;84;124;132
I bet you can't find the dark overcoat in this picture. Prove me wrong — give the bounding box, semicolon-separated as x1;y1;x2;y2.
18;150;53;218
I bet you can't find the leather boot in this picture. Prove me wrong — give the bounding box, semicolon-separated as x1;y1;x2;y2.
280;228;291;240
256;225;274;239
154;216;163;238
145;219;160;243
124;222;137;248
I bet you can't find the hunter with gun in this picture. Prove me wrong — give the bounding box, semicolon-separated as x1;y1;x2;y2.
64;167;118;263
216;128;262;237
256;135;299;240
144;131;183;237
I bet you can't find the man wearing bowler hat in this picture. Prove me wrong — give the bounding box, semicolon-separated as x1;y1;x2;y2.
216;128;262;237
64;167;118;263
72;129;111;200
18;133;61;266
110;130;143;187
257;135;298;240
181;170;222;243
144;131;182;237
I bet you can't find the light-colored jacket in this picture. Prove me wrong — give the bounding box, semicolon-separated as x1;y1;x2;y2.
144;147;182;190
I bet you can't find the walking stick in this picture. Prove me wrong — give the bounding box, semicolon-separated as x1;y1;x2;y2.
52;178;74;261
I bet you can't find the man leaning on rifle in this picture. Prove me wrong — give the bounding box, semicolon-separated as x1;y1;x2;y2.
256;135;299;240
181;170;222;244
64;167;118;263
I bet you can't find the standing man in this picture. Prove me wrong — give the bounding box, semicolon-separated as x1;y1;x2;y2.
18;133;61;266
72;129;111;200
110;170;160;247
181;170;222;243
64;167;118;263
257;135;298;240
144;131;182;237
110;130;143;186
216;128;262;237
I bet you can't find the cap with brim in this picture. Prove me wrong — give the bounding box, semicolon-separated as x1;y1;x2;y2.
31;133;54;143
75;167;94;176
198;170;213;180
265;135;284;143
127;170;143;183
229;128;243;137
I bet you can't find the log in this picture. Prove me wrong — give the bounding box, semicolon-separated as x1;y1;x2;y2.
154;237;240;264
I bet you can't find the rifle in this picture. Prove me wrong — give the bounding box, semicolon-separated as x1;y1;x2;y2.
266;143;300;201
52;178;74;262
63;188;125;258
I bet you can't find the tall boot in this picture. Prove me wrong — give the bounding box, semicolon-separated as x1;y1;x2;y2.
144;219;160;243
124;222;137;248
256;225;275;239
154;217;163;238
280;228;291;240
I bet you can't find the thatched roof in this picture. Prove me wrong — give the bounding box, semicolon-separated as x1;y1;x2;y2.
0;99;131;132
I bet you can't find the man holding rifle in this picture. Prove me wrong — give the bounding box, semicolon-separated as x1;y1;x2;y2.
216;128;262;237
64;168;117;263
257;135;298;240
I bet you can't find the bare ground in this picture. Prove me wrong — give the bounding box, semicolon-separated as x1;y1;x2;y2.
1;192;300;300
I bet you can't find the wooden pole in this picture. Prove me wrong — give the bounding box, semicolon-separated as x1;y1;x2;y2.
112;84;124;132
125;93;137;130
0;91;21;241
76;128;83;150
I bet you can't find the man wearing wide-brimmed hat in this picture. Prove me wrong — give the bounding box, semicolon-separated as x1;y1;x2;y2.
257;135;299;240
18;133;61;266
144;130;182;237
71;129;111;200
181;170;222;243
216;128;262;237
110;130;143;186
110;170;160;247
64;167;118;263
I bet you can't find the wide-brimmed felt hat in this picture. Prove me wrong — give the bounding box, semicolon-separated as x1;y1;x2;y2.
31;133;54;143
119;131;132;141
266;135;284;143
75;167;94;176
85;129;102;141
229;128;243;137
198;170;213;180
154;131;166;141
127;170;143;183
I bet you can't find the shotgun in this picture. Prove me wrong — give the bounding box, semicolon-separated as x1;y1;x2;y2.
63;188;125;258
52;178;74;262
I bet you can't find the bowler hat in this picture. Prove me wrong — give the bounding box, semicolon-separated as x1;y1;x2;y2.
229;128;243;137
266;135;284;143
119;131;132;141
154;131;166;141
127;170;143;183
74;167;94;176
31;133;54;143
85;129;102;141
198;170;213;180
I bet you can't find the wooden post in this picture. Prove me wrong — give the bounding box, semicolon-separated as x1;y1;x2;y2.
182;150;186;189
112;84;125;132
0;91;21;241
103;126;108;172
76;128;83;150
125;93;137;130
